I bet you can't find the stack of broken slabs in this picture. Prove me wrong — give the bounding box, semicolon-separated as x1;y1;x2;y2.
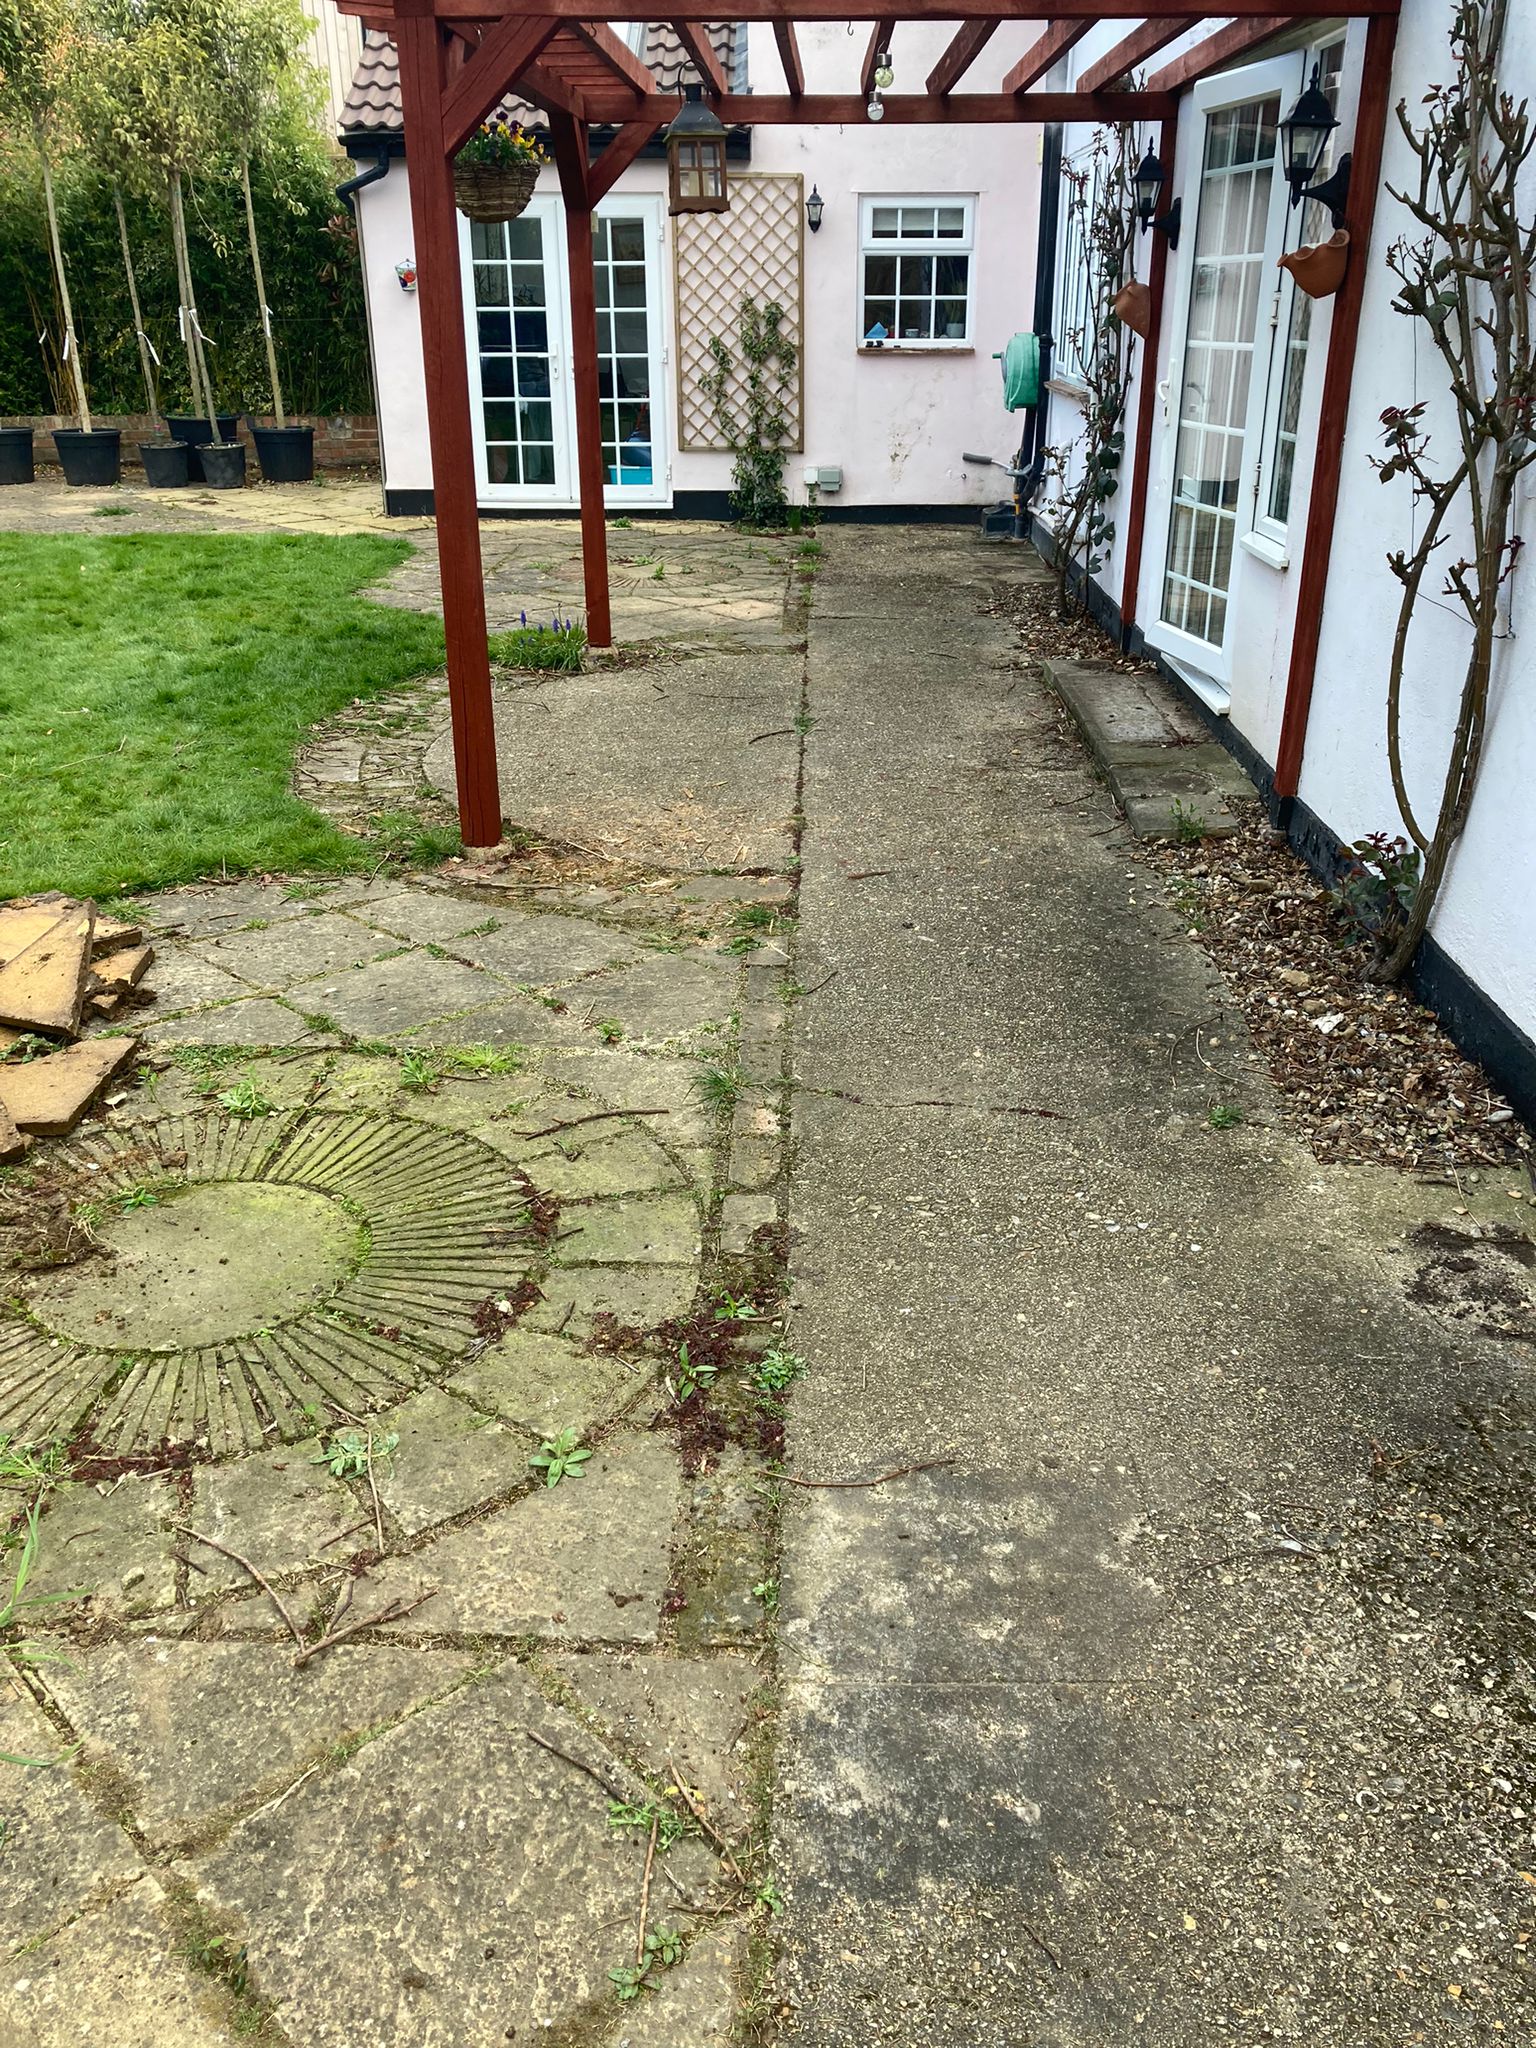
0;893;156;1159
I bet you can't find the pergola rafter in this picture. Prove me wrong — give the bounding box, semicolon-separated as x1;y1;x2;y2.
352;0;1402;848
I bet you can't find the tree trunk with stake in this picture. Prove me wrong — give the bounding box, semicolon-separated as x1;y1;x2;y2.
169;171;221;444
240;152;285;429
113;182;159;419
34;118;89;432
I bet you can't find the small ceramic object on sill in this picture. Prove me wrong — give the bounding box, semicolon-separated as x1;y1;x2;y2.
1278;228;1349;299
1112;280;1152;339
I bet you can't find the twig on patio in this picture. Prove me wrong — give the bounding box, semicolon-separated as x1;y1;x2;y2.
292;1587;436;1666
668;1756;746;1884
513;1107;668;1140
172;1526;304;1648
780;1457;957;1491
637;1812;659;1963
524;1727;632;1803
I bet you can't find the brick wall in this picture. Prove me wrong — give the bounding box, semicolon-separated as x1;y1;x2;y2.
2;414;379;472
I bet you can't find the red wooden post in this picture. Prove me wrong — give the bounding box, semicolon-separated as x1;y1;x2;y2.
549;111;615;649
1120;115;1175;632
395;5;502;846
1273;9;1399;799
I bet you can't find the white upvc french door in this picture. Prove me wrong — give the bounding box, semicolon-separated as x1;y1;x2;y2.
1144;59;1296;684
460;192;669;511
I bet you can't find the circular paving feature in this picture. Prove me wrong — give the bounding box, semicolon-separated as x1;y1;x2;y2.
0;1111;546;1459
33;1183;361;1353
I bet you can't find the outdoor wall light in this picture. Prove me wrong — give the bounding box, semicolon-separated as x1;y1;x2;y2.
806;185;824;233
667;82;729;215
866;91;884;122
1294;152;1353;229
873;49;894;89
1281;63;1340;203
1133;148;1181;249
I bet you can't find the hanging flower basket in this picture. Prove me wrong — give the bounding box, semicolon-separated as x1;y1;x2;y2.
1278;229;1350;300
454;122;545;225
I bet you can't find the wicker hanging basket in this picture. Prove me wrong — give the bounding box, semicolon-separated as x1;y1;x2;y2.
453;157;539;226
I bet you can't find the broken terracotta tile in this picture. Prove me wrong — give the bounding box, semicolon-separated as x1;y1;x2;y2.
0;1037;137;1136
88;991;124;1017
0;907;96;1037
93;944;154;993
0;1099;29;1161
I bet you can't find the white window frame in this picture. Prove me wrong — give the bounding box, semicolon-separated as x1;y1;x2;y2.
857;195;976;351
1248;33;1348;560
1142;56;1299;687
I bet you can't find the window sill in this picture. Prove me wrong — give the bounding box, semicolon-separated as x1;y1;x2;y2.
858;343;975;356
1045;375;1090;400
1240;529;1290;570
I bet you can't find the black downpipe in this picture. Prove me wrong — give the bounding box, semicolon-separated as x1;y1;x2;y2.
336;146;391;212
1016;122;1063;531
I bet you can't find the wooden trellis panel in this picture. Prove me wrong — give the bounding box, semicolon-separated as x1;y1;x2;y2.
674;173;805;454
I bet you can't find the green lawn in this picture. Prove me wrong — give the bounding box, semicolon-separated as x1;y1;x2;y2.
0;531;451;901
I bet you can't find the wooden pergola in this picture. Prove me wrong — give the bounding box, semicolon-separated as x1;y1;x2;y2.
335;0;1401;844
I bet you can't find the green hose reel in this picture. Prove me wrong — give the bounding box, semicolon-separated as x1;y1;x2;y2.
995;332;1041;412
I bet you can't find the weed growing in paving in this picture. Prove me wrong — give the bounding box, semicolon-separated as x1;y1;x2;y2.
529;1428;591;1487
752;1344;805;1395
1208;1103;1245;1130
120;1184;159;1211
751;1578;779;1614
400;1043;523;1093
596;1017;624;1044
489;619;587;672
0;1436;69;1495
1;1506;86;1762
311;1428;398;1480
606;1798;688;1849
691;1059;745;1117
674;1341;719;1403
216;1076;276;1119
713;1291;758;1324
1170;800;1209;845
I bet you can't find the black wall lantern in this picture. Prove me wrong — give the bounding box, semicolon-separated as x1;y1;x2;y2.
1281;62;1340;204
805;185;824;234
667;82;729;216
1133;145;1181;249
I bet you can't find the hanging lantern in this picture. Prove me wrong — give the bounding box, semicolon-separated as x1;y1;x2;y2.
873;50;894;90
805;185;824;233
1133;146;1166;228
667;82;729;216
1280;62;1339;204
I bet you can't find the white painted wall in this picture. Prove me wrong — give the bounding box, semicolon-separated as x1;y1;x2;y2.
1042;1;1536;1055
353;19;1038;508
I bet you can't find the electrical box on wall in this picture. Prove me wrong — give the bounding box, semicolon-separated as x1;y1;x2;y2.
803;465;842;493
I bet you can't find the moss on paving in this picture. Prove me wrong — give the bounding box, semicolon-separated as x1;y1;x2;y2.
0;531;449;899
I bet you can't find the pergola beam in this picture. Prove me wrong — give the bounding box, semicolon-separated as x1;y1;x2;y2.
1077;17;1189;94
340;0;1400;23
774;19;804;95
861;19;897;96
926;20;998;97
1145;12;1290;91
564;19;657;95
673;21;729;94
588;110;667;201
441;12;560;153
1001;20;1088;93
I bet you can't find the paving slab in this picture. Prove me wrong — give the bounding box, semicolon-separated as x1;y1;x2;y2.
550;1651;757;1812
364;1433;682;1642
1043;656;1252;840
424;654;804;873
188;1439;370;1593
555;1192;701;1266
198;912;396;989
41;1638;474;1845
183;1659;721;2046
0;1036;138;1135
0;1876;233;2048
369;1385;529;1536
444;1327;645;1436
305;950;507;1038
25;1476;179;1622
0;1685;143;1947
140;995;322;1047
0;905;94;1035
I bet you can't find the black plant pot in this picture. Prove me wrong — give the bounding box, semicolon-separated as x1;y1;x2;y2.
165;414;240;481
198;441;247;490
140;440;192;488
251;423;314;484
53;428;122;487
0;426;34;486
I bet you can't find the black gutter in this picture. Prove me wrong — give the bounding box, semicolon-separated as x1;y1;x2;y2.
336;145;392;211
1018;120;1062;525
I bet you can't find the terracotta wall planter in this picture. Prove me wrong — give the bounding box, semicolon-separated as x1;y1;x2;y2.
1112;281;1153;339
1279;229;1350;300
